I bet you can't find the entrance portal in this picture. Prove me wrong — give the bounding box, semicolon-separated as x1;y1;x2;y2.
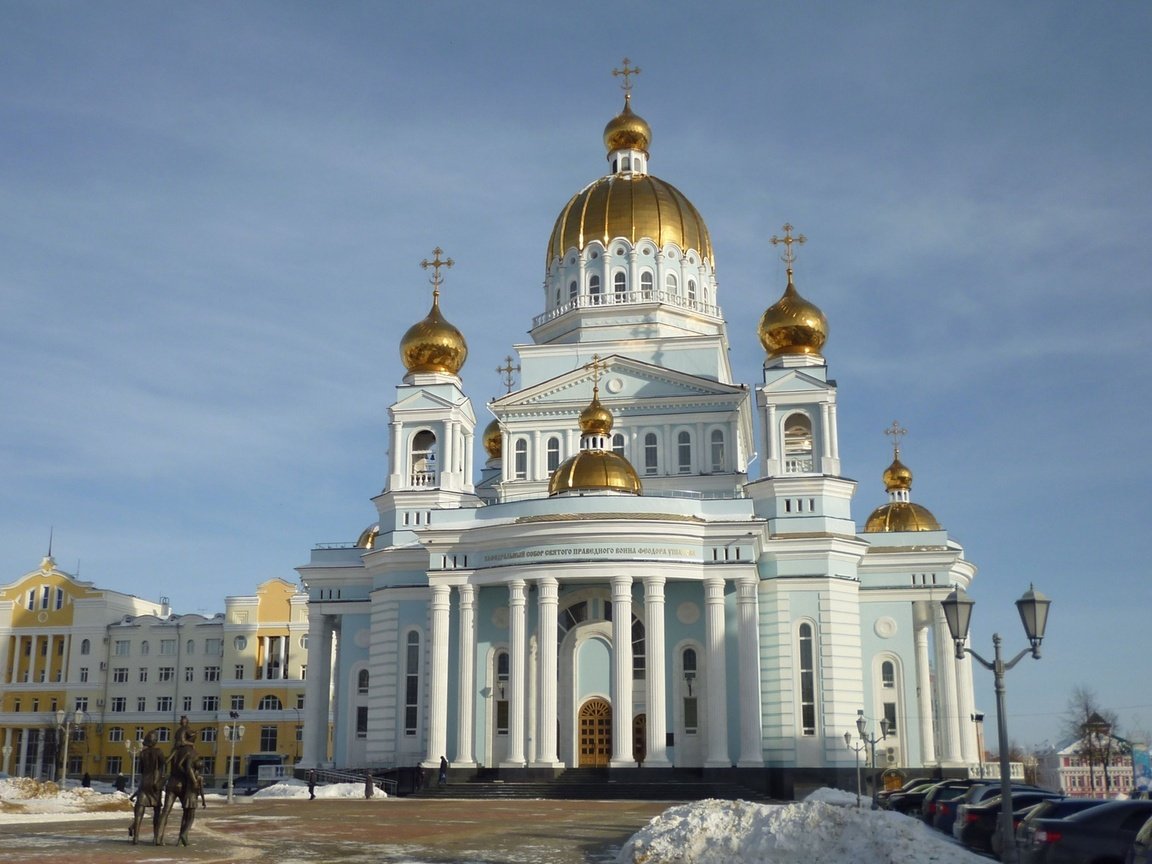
578;697;612;767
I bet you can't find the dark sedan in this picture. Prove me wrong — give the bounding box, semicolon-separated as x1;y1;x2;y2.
1021;799;1152;864
958;790;1062;853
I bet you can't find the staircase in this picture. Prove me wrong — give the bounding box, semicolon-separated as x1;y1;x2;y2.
412;766;774;802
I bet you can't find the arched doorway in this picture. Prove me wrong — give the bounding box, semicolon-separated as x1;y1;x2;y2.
633;713;647;765
578;698;612;767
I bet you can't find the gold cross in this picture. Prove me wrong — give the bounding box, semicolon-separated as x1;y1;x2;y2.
769;224;807;267
884;420;908;456
420;247;454;297
496;355;520;394
584;353;605;391
612;58;641;93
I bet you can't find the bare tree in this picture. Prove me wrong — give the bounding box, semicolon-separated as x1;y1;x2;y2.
1062;686;1129;795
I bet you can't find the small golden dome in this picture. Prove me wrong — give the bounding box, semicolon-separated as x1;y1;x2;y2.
863;502;941;533
883;456;913;492
356;524;380;549
603;96;651;154
758;270;828;357
483;418;502;460
400;293;468;375
579;392;614;436
548;450;642;496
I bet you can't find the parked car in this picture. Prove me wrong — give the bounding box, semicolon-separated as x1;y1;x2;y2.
1126;812;1152;864
877;776;932;807
922;779;981;829
958;790;1063;853
1021;799;1152;864
885;781;940;814
1014;797;1112;858
953;783;1051;840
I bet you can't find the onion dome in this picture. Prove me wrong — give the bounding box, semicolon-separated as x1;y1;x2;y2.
603;95;651;154
356;524;380;550
482;418;502;460
863;451;941;533
400;291;468;375
549;375;641;497
547;96;713;266
758;267;828;357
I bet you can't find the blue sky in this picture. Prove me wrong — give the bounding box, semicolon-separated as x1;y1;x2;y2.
2;2;1149;748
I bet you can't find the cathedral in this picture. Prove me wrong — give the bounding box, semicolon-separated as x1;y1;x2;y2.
297;66;980;794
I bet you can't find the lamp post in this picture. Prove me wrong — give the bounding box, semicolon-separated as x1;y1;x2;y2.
941;584;1050;864
124;737;143;789
1;745;11;777
223;722;246;804
844;730;867;807
856;709;889;809
55;708;85;784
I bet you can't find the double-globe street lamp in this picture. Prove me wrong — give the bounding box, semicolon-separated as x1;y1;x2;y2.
223;722;246;804
54;708;85;784
941;584;1051;864
855;709;889;809
124;737;143;789
844;730;868;807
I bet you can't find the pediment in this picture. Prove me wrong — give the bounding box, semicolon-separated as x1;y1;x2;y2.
759;369;834;395
390;390;465;413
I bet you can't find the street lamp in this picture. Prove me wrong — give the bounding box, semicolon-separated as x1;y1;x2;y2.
855;709;889;810
844;730;867;807
1;745;11;777
941;584;1050;864
55;708;85;784
223;722;246;804
124;737;143;789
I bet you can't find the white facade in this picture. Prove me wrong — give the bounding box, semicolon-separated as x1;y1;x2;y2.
297;86;981;794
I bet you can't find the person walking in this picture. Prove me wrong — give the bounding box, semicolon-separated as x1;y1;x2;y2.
438;756;448;786
307;769;316;800
364;769;374;799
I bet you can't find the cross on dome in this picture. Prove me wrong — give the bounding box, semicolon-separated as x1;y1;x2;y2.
584;353;605;392
496;355;520;394
769;223;807;268
884;420;908;456
612;58;641;94
420;246;454;298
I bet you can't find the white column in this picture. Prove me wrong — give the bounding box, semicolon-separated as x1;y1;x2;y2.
442;421;455;488
820;403;832;460
278;635;287;680
703;576;730;767
390;421;403;479
766;404;778;475
302;611;332;766
610;574;634;767
643;574;670;767
504;580;527;766
455;585;476;766
736;575;764;767
828;403;840;461
535;577;561;766
427;583;451;763
956;641;979;765
933;605;963;763
29;635;39;683
501;431;511;484
914;613;937;765
463;431;474;490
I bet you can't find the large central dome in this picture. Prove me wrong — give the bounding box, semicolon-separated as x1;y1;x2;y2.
547;173;714;266
546;95;713;266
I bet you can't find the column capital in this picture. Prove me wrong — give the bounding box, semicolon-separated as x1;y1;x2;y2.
611;573;633;600
508;580;526;606
643;573;667;592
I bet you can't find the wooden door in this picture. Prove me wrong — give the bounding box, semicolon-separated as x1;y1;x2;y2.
578;698;612;767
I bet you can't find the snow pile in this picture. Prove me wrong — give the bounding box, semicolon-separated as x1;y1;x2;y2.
617;791;985;864
253;778;388;800
0;777;129;814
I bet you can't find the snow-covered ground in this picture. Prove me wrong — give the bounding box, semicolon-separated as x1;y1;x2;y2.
1;777;983;863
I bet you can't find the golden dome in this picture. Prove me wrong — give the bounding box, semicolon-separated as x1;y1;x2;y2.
863;502;941;533
758;269;828;357
883;456;913;492
356;524;380;549
579;392;614;436
483;418;502;460
548;450;642;496
400;292;468;375
603;96;651;154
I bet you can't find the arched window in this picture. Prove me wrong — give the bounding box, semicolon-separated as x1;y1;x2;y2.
80;639;90;655
404;631;420;736
186;640;195;655
589;274;602;304
682;648;698;734
141;641;149;656
258;694;283;711
798;622;817;736
632;615;646;679
546;437;561;472
687;279;697;305
881;661;895;688
666;272;678;294
613;271;627;299
358;669;370;694
621;155;631;171
612;433;625;455
555;285;561;305
677;430;692;474
412;429;438;486
783;414;814;473
709;429;726;473
640;271;654;298
643;432;658;475
569;279;578;300
513;439;528;480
